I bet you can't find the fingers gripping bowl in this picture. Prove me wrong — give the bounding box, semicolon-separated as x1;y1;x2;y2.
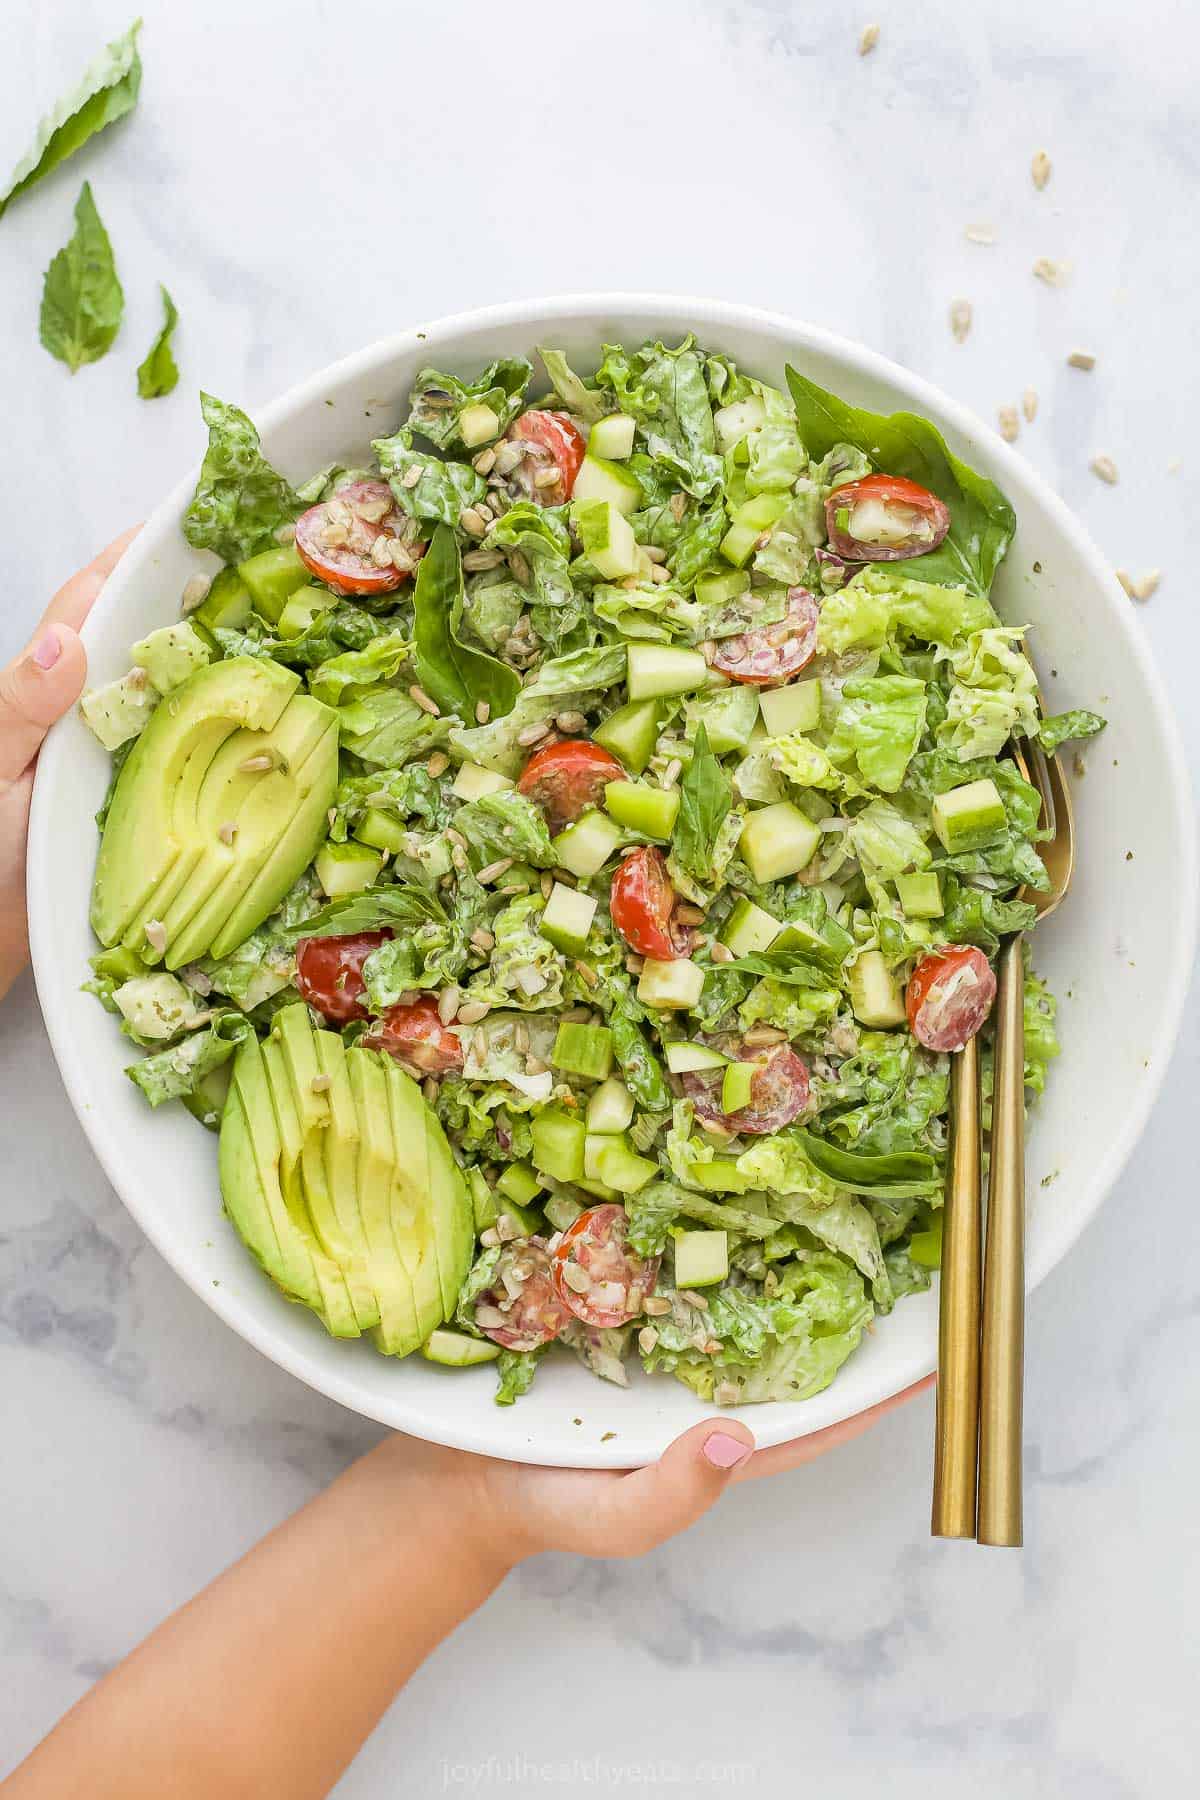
29;298;1196;1468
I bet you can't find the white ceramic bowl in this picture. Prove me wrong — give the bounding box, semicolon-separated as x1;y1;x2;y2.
29;296;1197;1468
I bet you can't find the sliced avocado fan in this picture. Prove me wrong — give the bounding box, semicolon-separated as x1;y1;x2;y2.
218;1006;474;1353
90;657;339;970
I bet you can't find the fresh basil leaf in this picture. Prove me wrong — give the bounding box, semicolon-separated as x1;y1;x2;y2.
183;393;304;562
135;283;178;398
1035;709;1106;754
672;723;731;883
39;181;123;373
412;524;520;720
0;19;142;220
795;1129;942;1200
609;1000;672;1112
786;367;1016;596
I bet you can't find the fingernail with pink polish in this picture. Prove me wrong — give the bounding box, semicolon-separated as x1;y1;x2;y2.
702;1431;752;1470
32;629;61;671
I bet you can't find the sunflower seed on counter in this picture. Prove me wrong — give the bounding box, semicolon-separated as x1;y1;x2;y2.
949;298;972;343
1031;148;1052;189
1023;388;1039;423
1067;350;1097;371
858;22;880;54
998;406;1020;443
1089;454;1119;485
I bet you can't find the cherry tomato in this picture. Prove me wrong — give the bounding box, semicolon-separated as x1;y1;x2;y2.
517;739;625;833
683;1043;811;1136
475;1240;573;1350
361;997;465;1074
551;1204;661;1328
706;587;820;686
294;479;422;596
508;409;586;503
906;945;997;1052
824;473;951;562
295;931;389;1024
609;846;688;961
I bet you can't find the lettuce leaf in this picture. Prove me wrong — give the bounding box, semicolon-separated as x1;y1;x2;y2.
39;182;123;373
1035;709;1106;754
373;428;488;525
937;627;1039;761
0;19;142;220
184;393;303;562
125;1011;253;1109
1023;962;1060;1096
453;789;556;868
136;283;179;399
538;347;606;423
337;688;452;766
826;674;927;792
405;358;531;450
596;338;723;496
307;630;412;705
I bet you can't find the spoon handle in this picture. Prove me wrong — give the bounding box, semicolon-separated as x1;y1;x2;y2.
931;1034;982;1538
978;934;1026;1547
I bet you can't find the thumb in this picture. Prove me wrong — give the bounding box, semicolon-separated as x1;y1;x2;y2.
578;1419;756;1558
0;625;88;787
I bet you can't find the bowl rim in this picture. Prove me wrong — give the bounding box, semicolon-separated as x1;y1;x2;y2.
28;292;1199;1466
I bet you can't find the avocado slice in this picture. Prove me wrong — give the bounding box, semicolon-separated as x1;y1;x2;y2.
349;1052;421;1356
313;1029;379;1332
381;1063;445;1350
222;1034;321;1310
261;1037;358;1338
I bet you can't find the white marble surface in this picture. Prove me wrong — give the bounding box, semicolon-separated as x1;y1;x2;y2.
2;0;1198;1791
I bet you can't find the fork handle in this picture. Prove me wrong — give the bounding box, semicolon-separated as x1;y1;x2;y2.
931;1034;982;1538
978;934;1026;1547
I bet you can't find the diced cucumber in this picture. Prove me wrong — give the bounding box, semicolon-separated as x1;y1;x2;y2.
589;413;636;460
540;882;597;955
543;1193;585;1233
694;568;750;609
468;1168;500;1231
276;584;338;640
577;1177;620;1202
932;778;1008;853
714;395;767;452
451;762;513;800
354;808;408;855
496;1162;544;1208
237;544;309;624
626;644;708;701
421;1329;501;1367
758;680;822;737
315;840;383;897
573;497;641;580
722;1061;755;1113
459;402;501;447
552;1022;614;1081
590;1137;657;1195
739;802;821;883
770;916;829;957
531;1106;587;1184
849;950;906;1027
691;684;760;754
584;1131;627;1181
195;566;254;632
896;872;943;919
735;492;793;532
720;897;781;958
551;810;624;879
586;1077;635;1134
604;779;680;840
720;522;763;569
672;1228;729;1287
663;1040;728;1074
593;698;660;773
497;1198;543;1238
637;957;706;1011
688;1159;752;1194
79;671;159;750
131;621;213;693
92;945;145;984
572;453;643;517
908;1214;943;1270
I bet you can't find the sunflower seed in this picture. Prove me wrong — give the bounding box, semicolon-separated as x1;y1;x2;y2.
409;684;441;715
949;298;972;342
496;1212;523;1244
494;440;526;476
563;1262;592;1294
422;1076;439;1106
1032;256;1069;286
555;710;586;733
462;548;505;571
445;828;467;850
964;224;996;245
457;1000;491;1025
743;1025;787;1045
516;720;551;747
525;1055;549;1076
474;699;491;725
649;562;672;584
1129;570;1161;602
217;821;237;846
641;543;667;564
476;858;514;885
370;535;395;567
533;467;560;490
459;507;488;537
1089;454;1119;485
1067;349;1097;370
669;492;688;523
143;919;168;956
858;22;880;54
624;954;645;975
479;1228;500;1250
678;1289;710;1310
998;405;1020;443
180;573;211;615
355;495;392;523
540;871;555;900
642;1295;672;1316
1023;388;1039;422
470;928;496;953
388;540;414;572
662;758;683;789
709;941;735;964
472;448;497;475
309;1074;331;1094
401;464;424;489
426;751;449;778
239;754;274;774
638;1326;659;1355
1031;148;1052;190
573;959;599;987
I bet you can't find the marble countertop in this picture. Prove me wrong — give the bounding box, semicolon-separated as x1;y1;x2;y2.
2;0;1197;1791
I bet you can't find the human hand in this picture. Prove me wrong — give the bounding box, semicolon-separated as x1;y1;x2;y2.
0;530;138;1005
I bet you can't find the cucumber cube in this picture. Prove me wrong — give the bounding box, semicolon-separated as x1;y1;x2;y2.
592;698;660;772
691;684;760;754
452;762;513;801
734;493;792;532
586;1077;635;1134
131;622;213;694
604;779;680;840
895;872;943;919
531;1106;587;1183
739;802;821;883
590;1138;657;1195
720;897;781;958
551;810;624;879
770;916;829;957
694;568;750;609
459;402;501;447
713;395;766;452
625;644;708;701
572;453;643;516
688;1159;752;1194
664;1040;728;1074
276;584;338;640
195;567;254;632
237;544;308;623
758;680;822;738
849;950;906;1027
673;1228;729;1288
354;808;408;855
315;840;383;898
589;413;636;460
722;1061;755;1113
576;1177;620;1202
720;522;762;569
637;957;706;1011
574;497;641;580
540;882;597;955
496;1162;544;1208
552;1022;614;1081
468;1168;500;1231
79;671;160;750
497;1199;543;1238
421;1329;501;1367
584;1131;627;1181
931;778;1007;853
543;1193;585;1233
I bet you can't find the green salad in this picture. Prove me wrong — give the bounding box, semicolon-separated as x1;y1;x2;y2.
80;336;1103;1408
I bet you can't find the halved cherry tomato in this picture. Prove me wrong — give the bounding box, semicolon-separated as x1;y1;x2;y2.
825;473;951;562
475;1240;573;1350
906;945;997;1052
361;996;465;1074
706;587;820;686
518;739;624;833
551;1204;661;1328
683;1043;811;1136
295;931;389;1024
508;409;586;503
609;846;688;961
294;479;422;596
